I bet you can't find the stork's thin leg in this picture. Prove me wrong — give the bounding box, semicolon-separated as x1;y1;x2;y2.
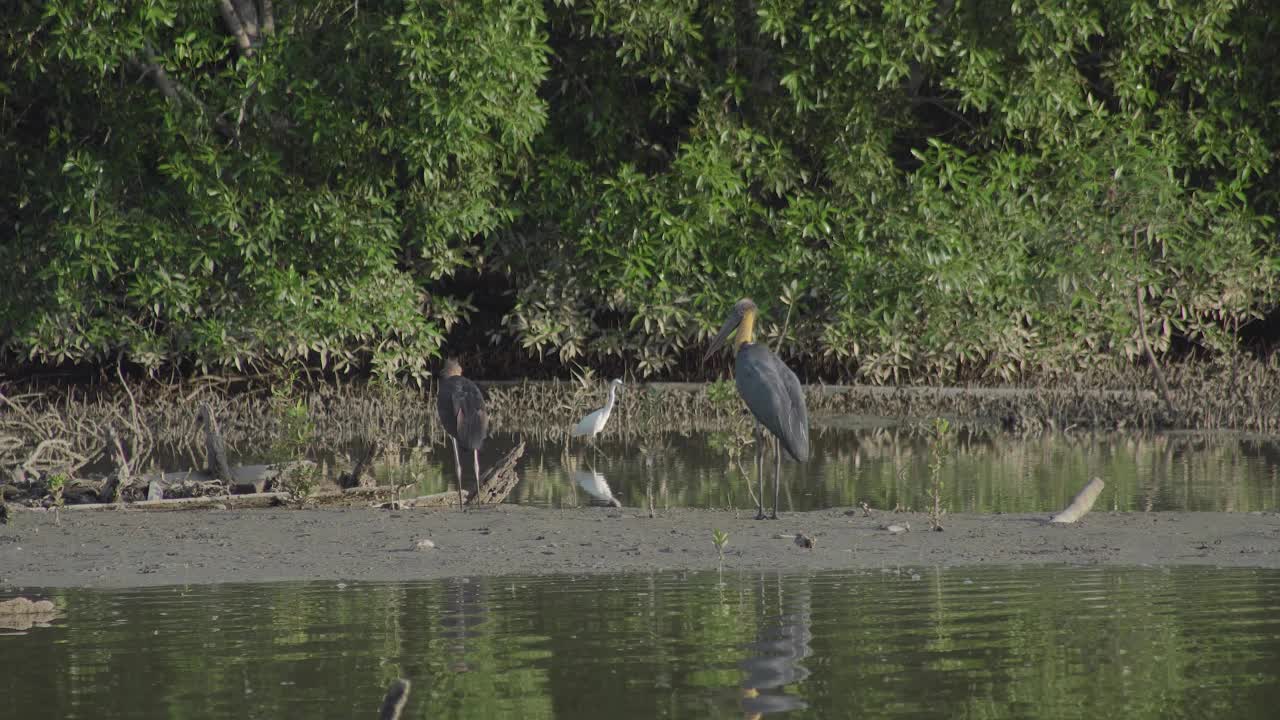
472;448;483;505
451;437;464;509
754;425;766;520
770;435;782;520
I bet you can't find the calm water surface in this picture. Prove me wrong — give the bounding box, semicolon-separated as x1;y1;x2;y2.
4;567;1280;718
368;423;1280;513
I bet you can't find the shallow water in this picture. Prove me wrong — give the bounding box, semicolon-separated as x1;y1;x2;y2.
5;567;1280;719
373;423;1280;513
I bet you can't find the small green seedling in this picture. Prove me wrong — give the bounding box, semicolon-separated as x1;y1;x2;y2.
48;473;68;525
712;528;730;566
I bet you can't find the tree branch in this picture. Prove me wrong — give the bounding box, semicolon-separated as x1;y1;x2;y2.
218;0;255;57
234;0;260;41
129;45;234;138
259;0;275;36
136;46;180;103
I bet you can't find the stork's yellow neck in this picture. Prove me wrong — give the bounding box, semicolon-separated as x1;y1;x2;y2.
734;308;756;352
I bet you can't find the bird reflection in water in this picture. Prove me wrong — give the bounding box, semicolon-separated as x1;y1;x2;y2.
738;575;812;717
571;467;623;507
439;578;488;674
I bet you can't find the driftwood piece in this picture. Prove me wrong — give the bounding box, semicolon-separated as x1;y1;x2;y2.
1050;476;1105;523
379;679;411;720
338;441;380;489
467;440;525;506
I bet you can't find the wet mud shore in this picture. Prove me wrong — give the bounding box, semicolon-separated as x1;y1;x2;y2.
2;506;1277;588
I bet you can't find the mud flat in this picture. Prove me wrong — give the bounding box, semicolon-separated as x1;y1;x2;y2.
2;506;1277;588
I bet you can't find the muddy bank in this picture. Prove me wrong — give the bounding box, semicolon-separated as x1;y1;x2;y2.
1;506;1277;588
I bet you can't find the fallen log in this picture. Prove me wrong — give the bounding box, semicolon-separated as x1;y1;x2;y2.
376;491;467;510
142;461;313;498
19;492;287;512
1050;476;1105;523
304;485;433;508
10;487;461;513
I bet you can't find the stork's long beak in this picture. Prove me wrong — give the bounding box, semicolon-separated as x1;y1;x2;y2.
702;311;741;362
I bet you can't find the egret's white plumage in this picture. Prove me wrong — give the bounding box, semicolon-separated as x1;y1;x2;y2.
571;379;623;440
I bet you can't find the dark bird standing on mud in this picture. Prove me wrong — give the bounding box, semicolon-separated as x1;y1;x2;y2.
704;298;809;519
436;359;488;506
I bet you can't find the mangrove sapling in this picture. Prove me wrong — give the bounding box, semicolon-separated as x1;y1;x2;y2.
47;472;66;525
276;463;320;508
712;529;730;576
927;418;951;532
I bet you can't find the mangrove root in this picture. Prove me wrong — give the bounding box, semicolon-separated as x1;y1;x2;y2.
1050;476;1105;524
467;440;525;506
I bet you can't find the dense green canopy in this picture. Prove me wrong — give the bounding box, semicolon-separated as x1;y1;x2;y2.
3;0;1277;382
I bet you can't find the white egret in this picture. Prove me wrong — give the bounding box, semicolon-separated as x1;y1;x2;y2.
570;378;623;444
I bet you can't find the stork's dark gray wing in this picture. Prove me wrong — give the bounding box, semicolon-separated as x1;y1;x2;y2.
735;344;809;462
450;378;489;450
437;376;489;449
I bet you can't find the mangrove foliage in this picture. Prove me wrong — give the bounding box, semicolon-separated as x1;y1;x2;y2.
2;0;1278;382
